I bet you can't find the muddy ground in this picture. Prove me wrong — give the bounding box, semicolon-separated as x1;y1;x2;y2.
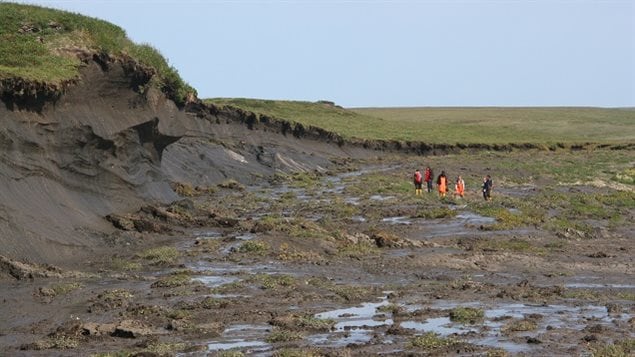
1;150;634;356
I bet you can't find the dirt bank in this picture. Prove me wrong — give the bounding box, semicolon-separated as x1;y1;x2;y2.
0;57;371;266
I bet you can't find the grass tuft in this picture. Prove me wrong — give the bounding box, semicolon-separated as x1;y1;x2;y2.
0;3;195;105
137;246;180;266
265;329;304;343
410;332;459;349
449;306;485;324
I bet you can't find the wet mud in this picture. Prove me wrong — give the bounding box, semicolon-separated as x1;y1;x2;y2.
1;154;634;356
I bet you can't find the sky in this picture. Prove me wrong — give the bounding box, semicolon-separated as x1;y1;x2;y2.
8;0;635;108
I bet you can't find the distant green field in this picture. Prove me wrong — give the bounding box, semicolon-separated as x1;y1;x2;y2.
205;98;635;145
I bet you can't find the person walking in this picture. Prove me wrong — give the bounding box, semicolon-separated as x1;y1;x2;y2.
437;171;448;198
454;175;465;198
482;175;493;201
424;166;433;193
413;169;423;196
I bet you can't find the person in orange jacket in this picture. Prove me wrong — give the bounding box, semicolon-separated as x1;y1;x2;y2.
454;175;465;198
436;171;448;198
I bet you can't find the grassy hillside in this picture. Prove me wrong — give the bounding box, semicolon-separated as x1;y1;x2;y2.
206;98;635;144
0;3;195;105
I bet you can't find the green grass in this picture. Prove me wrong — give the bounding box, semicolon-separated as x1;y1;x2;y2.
237;241;270;255
137;246;180;266
0;3;195;105
50;282;82;296
354;106;635;144
204;98;635;144
265;329;304;343
99;289;134;301
449;306;485;324
589;338;635;357
248;274;296;290
502;318;538;333
410;332;460;349
613;168;635;185
150;273;191;288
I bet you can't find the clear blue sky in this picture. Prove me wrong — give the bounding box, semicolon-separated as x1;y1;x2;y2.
10;0;635;108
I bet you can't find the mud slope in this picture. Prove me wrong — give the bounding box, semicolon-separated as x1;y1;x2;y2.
0;59;364;266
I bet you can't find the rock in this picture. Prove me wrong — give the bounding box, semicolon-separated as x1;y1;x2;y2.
81;322;117;336
195;322;223;336
582;334;598;342
215;217;239;228
587;251;610;258
166;319;188;331
106;214;135;231
371;231;401;248
132;218;166;233
111;320;159;338
585;324;604;333
0;255;64;280
605;303;621;315
343;232;373;245
37;287;56;297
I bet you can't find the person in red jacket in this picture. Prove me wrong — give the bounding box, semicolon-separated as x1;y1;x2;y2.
424;166;433;193
413;169;423;196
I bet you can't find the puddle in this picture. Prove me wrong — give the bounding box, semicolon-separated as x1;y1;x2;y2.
563;283;635;289
207;339;269;352
382;216;412;225
565;283;635;289
370;195;395;201
187;261;279;275
235;233;255;241
308;329;375;347
193;230;222;239
309;294;633;353
192;275;239;288
205;324;271;353
351;215;366;223
455;212;496;226
401;317;477;335
306;214;324;222
407;211;498;239
310;293;393;347
553;275;635;290
413;301;632;352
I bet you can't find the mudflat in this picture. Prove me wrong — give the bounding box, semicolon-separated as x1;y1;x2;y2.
1;150;633;356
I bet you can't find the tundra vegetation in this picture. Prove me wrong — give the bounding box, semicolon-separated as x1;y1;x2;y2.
0;3;195;105
206;98;635;144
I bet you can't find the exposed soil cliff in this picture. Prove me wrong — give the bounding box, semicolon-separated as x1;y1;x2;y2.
0;58;366;266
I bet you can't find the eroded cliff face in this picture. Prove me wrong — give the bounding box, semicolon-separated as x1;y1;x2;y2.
0;59;361;265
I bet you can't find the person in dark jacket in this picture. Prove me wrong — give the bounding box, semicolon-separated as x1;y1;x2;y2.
424;166;433;193
482;175;493;201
